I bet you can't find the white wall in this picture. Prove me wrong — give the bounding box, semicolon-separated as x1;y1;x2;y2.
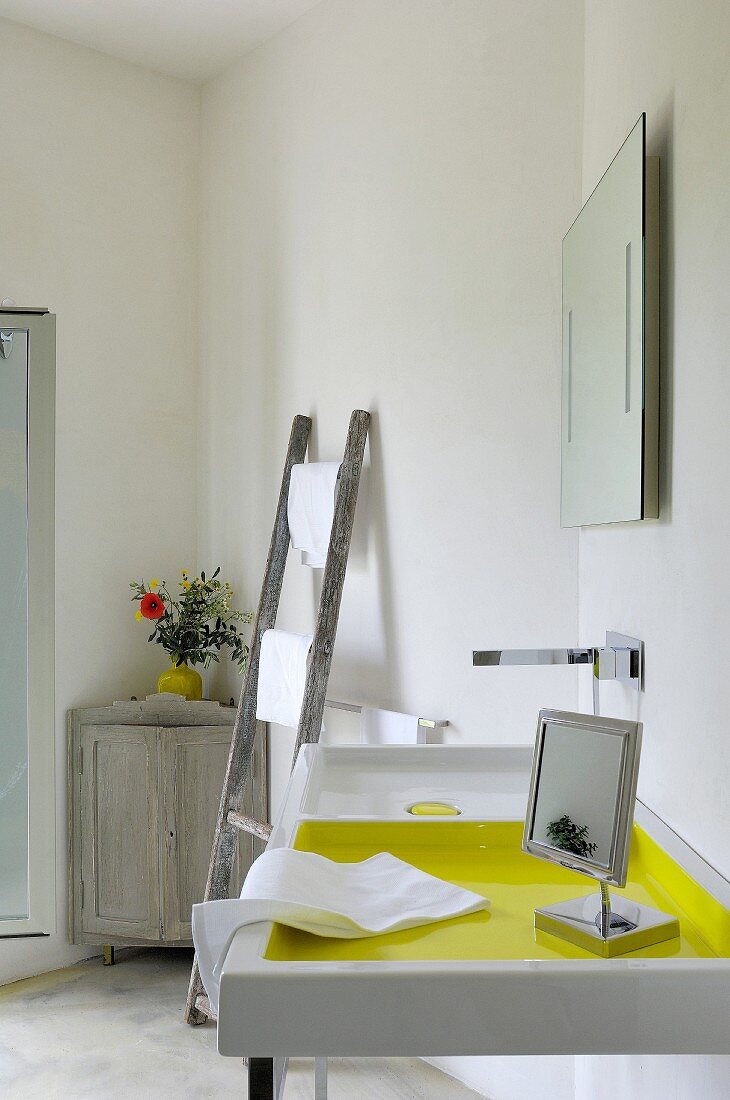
199;2;582;1096
575;1;730;1096
200;0;582;752
0;20;200;984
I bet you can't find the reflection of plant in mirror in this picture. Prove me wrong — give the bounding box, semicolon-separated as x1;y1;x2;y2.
546;815;597;859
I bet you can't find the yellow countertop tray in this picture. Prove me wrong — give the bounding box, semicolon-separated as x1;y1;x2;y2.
266;820;730;964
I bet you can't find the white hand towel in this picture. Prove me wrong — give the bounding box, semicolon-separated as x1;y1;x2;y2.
360;706;425;745
192;847;490;1015
255;629;313;728
288;462;340;567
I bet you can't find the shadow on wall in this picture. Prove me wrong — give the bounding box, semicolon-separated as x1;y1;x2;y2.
307;406;403;712
353;406;403;708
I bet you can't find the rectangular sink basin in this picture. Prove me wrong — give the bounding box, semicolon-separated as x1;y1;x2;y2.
218;745;730;1058
296;744;533;820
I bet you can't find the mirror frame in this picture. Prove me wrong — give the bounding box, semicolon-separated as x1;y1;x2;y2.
522;709;642;888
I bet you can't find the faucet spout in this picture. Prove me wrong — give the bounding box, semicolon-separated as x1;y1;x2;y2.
472;648;594;667
472;631;642;691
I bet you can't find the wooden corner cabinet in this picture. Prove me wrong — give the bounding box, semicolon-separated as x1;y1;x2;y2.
68;693;267;952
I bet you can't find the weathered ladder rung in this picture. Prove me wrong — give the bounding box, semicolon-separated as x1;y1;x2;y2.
227;809;273;841
195;993;215;1020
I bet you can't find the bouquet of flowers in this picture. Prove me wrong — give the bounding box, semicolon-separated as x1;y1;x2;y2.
131;567;253;671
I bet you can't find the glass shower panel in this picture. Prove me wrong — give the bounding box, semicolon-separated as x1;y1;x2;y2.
0;329;29;921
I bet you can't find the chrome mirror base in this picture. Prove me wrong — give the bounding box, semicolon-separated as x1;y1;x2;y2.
534;889;679;958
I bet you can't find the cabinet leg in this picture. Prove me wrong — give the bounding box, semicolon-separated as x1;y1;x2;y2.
248;1058;275;1100
314;1057;328;1099
103;944;115;966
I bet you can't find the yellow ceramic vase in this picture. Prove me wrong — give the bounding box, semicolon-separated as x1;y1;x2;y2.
157;659;203;701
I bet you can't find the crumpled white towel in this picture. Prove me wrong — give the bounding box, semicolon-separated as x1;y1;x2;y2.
192;847;490;1016
288;462;340;567
255;629;313;728
360;706;425;745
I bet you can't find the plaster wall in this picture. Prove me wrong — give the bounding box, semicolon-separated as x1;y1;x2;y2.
0;19;200;984
575;2;730;1095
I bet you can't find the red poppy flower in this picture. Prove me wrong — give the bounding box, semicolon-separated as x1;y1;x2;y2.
140;592;165;620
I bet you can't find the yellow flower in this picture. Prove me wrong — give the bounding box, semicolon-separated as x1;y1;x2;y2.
180;568;188;577
135;610;143;622
149;578;159;590
181;580;191;590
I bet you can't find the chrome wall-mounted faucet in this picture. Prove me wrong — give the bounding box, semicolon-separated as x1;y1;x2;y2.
473;630;642;692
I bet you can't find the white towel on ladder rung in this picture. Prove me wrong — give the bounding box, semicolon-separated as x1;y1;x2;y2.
288;462;340;567
256;629;313;728
360;706;425;745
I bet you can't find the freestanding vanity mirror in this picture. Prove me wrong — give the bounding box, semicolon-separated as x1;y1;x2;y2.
523;710;679;956
561;113;659;527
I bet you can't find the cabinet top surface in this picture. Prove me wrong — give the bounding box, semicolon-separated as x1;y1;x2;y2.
69;693;235;726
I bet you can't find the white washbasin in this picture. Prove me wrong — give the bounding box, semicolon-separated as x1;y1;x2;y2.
219;745;730;1058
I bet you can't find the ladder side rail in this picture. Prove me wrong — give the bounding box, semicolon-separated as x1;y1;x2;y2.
185;413;311;1024
205;411;311;897
294;409;370;759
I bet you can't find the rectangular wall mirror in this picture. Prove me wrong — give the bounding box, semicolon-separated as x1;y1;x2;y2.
561;113;659;528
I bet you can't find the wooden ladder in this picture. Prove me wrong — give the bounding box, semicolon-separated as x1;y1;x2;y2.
185;409;370;1026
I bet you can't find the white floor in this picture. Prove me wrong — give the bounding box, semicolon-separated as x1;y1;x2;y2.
0;948;483;1099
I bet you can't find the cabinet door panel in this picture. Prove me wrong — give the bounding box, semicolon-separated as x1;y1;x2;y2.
79;724;160;940
161;726;248;941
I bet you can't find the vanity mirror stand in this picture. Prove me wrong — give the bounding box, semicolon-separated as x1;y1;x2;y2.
524;709;680;957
